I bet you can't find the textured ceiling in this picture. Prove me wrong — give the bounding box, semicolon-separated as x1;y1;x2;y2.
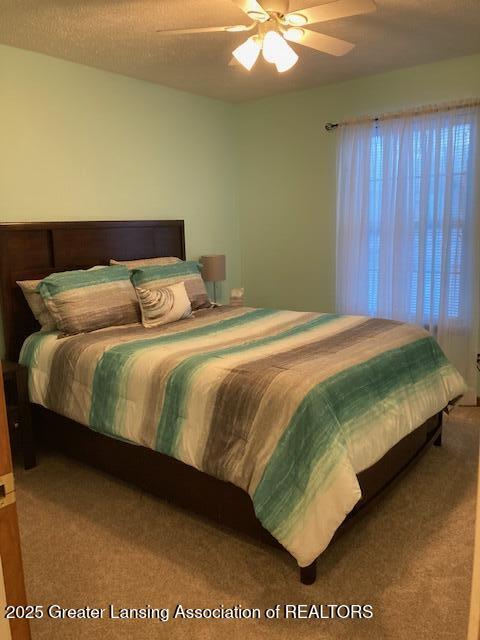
0;0;479;102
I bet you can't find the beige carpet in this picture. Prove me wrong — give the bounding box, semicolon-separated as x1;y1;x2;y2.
14;407;479;640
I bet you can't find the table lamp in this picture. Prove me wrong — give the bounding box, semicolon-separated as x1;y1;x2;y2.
200;255;226;304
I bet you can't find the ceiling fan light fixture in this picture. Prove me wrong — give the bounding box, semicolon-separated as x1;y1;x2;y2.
284;27;304;42
273;46;298;72
285;13;308;26
262;30;298;72
232;36;261;71
247;10;269;22
262;30;284;63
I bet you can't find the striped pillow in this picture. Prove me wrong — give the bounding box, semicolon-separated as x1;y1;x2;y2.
17;266;108;332
38;266;140;335
17;280;57;331
136;282;192;328
131;261;211;311
110;256;181;269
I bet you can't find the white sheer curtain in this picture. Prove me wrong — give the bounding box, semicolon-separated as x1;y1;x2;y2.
336;104;480;404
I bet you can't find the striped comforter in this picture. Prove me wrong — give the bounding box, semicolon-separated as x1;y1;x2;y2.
20;306;466;567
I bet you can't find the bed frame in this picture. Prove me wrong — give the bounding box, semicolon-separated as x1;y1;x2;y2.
0;221;444;585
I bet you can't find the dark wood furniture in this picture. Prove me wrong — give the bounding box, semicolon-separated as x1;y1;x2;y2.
0;221;445;585
0;221;185;361
1;361;36;470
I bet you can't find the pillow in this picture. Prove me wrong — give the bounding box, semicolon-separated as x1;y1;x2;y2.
131;261;211;311
17;266;109;332
38;266;140;335
110;256;181;269
17;280;57;331
136;282;192;328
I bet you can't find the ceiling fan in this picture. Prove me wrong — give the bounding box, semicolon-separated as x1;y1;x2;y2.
157;0;376;73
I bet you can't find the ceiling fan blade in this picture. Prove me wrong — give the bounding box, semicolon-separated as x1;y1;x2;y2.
157;24;252;35
288;0;376;25
230;0;269;21
284;28;354;56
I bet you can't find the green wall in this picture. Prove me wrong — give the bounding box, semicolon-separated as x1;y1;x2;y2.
0;44;241;317
1;43;479;358
236;53;480;312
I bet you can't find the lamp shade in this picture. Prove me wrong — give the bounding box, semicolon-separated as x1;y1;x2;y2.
200;255;226;282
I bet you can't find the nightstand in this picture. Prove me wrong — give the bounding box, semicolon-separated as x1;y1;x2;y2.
1;361;36;470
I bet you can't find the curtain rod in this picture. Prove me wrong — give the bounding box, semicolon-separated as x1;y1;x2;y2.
325;98;480;132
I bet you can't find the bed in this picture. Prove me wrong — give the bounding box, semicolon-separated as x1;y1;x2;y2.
0;221;466;584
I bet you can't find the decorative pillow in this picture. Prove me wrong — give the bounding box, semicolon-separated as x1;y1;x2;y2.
17;280;57;331
110;256;181;269
38;266;140;335
136;282;192;328
131;261;211;311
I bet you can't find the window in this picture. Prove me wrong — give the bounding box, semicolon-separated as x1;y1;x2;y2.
336;104;479;400
367;123;472;322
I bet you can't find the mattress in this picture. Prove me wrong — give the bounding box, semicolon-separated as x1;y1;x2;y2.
20;305;466;567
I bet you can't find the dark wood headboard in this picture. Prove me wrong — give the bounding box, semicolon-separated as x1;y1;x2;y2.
0;220;185;361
